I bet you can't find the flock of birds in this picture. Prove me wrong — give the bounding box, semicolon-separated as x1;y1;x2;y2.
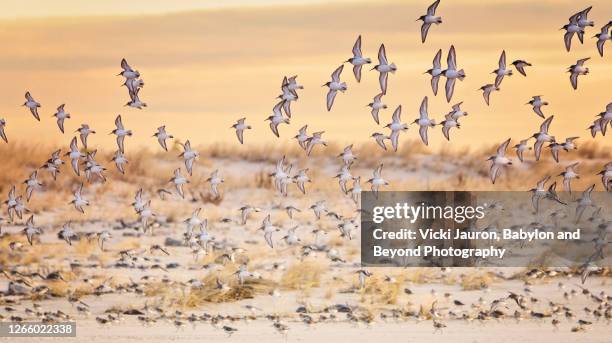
0;0;610;338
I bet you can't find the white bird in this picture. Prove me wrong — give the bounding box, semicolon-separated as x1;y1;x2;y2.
348;176;362;204
511;60;532;76
442;45;465;103
527;96;548;119
487;138;512;184
575;184;595;222
338;145;357;165
305;131;327;156
23;170;42;202
513;138;532;163
111;150;128;174
367;164;389;198
371;132;389;151
59;222;77;245
259;214;279;248
285;205;301;219
568;58;589;90
293;169;311;194
169;168;189;198
22;215;42;245
448;102;468;120
76;124;96;149
440;113;460;141
418;0;442;43
562;12;584;52
118;58;140;79
310;201;327;220
367;93;387;124
323;65;348;111
185;208;206;234
532;116;556;161
283;226;301;246
372;44;397;95
594;21;612;57
206;169;224;199
4;186;17;222
153;126;173;151
272;156;292;196
126;87;147;109
346;35;371;82
282;75;304;94
384;105;408;152
479;84;500;106
84;150;107;182
66;137;84;176
277;82;297;118
576;6;595;37
596;162;611;191
588;118;605;138
179;140;198;176
0;119;7;143
294;125;309;150
239;205;261;225
111;115;132;153
52;104;70;133
23;92;41;121
231;118;251;144
356;269;372;289
98;230;112;251
266;101;290;137
595;103;612;135
70;183;89;213
412;96;436;146
558;162;580;195
493;50;512;87
334;164;353;194
529;175;550;213
425;49;443;95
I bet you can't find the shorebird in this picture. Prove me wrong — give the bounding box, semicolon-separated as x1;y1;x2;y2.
305;131;327;155
447;102;468;120
348;176;362;204
367;164;388;198
479;84;499;106
4;185;17;222
588;118;605;137
282;75;304;94
126;88;146;109
41;160;60;180
511;60;532;76
335;164;353;194
372;44;397;94
442;46;466;103
272;156;292;196
278;80;298;117
324;65;348;111
594;21;612;57
413;96;436;146
118;58;140;79
367;93;387;124
532;116;556;161
513;139;532;162
22;215;42;245
346;35;371;82
440;113;460;141
493;50;512;87
59;222;77;246
568;58;589;90
596;162;611;191
558;162;580;195
285;205;301;219
575;184;595;222
153;126;173;151
23;92;41;121
70;183;89;213
294;125;309;150
562;12;584;52
66;137;84;176
425;49;443;95
417;0;442;43
178;140;198;176
596;103;611;135
527;96;548;119
338;145;357;165
169;168;188;198
206;169;224;199
384;105;408;152
293;168;311;194
231;118;251;144
371;132;389;150
310;200;327;219
98;231;111;251
111;150;128;174
185;208;206;234
259;214;279;248
0;119;7;143
239;205;261;225
84;151;107;182
266;101;290;137
560;136;579;152
52;104;70;133
76;124;95;149
23;171;42;202
356;269;372;289
111;115;132;153
487;138;512;184
576;6;595;36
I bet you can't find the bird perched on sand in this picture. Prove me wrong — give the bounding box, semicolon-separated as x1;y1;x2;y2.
493;50;512;87
367;93;387;124
324;65;348;111
345;35;371;82
178;140;198;176
372;44;397;94
487;138;512;184
384;105;408;152
425;49;443;96
413;96;436;146
443;45;465;102
23;92;41;121
417;0;442;43
266;101;290;137
532;116;556;161
527;96;548;119
153;126;173;151
231;118;251;144
111;115;132;153
76;124;96;149
568;58;589;90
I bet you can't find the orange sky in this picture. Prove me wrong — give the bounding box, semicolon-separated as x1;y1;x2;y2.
0;0;610;152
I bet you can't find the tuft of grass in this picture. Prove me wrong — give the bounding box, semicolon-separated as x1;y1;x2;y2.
460;271;496;290
281;261;325;291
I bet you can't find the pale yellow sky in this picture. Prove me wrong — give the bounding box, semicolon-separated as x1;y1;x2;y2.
0;0;610;152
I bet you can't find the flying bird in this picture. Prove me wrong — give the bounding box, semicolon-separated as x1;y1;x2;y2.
487;138;512;184
294;125;309;150
493;50;512;87
323;65;348;111
52;104;70;133
153;126;173;151
594;21;612;57
111;115;132;153
372;44;397;94
425;49;443;95
70;183;89;213
443;45;465;102
418;0;442;43
0;119;7;143
367;164;389;198
305;131;327;155
479;84;499;106
231;118;251;144
532;116;556;161
23;92;41;121
562;12;584;52
568;58;589;90
367;93;387;124
111;150;128;174
206;169;224;199
178;140;198;176
558;162;580;195
266;101;290;137
169;168;189;198
412;96;436;146
66;137;84;176
511;60;532;76
527;96;548;118
513;139;532;163
76;124;96;149
345;35;371;82
384;105;408;152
